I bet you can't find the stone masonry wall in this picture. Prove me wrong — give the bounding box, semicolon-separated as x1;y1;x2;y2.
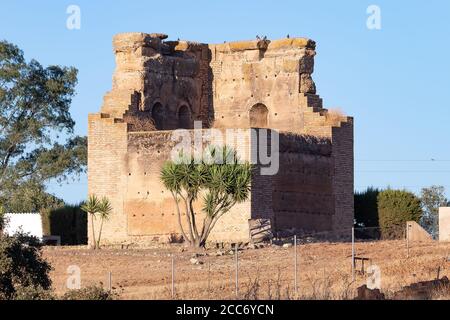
88;33;354;245
210;38;316;131
125;129;256;243
87;114;128;245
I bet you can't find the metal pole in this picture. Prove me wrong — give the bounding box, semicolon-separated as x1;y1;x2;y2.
208;262;211;300
235;245;238;299
171;255;175;299
294;235;298;294
351;227;355;281
108;271;112;292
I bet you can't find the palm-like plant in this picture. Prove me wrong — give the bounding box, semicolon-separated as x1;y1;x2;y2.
161;146;252;247
96;197;112;249
81;195;101;249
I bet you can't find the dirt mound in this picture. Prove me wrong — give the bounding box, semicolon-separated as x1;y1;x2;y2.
354;285;385;300
391;276;449;300
355;277;450;300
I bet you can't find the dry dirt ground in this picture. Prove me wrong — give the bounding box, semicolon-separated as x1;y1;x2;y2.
43;240;450;300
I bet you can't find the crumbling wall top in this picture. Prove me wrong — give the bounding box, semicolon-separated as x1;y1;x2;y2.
113;32;208;55
209;37;315;53
268;38;316;50
113;33;316;55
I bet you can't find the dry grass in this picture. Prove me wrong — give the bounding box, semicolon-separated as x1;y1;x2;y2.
43;240;450;300
324;108;347;126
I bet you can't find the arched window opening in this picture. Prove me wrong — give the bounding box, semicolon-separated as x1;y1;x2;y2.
152;103;164;130
178;105;192;129
249;103;269;128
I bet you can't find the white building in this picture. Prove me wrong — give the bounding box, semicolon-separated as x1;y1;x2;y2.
4;213;43;239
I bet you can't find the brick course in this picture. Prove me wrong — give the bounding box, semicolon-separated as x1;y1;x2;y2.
88;33;354;245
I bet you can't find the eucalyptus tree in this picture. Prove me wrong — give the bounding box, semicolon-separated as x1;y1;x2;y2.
0;40;86;212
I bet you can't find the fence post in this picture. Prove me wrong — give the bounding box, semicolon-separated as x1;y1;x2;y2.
208;262;211;300
108;271;112;292
171;255;175;299
406;223;410;258
351;227;355;281
294;235;298;295
235;245;239;299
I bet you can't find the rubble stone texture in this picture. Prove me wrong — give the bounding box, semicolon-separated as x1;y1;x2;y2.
88;33;354;246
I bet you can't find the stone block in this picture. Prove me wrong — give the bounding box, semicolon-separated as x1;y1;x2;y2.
439;207;450;241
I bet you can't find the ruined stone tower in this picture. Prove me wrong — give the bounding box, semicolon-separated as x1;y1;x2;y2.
88;32;354;245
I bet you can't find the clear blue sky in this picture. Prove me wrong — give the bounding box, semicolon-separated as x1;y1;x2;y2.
1;0;450;204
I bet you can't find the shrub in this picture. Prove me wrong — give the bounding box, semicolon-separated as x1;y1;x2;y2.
355;187;380;227
61;285;114;300
324;108;347;126
41;204;87;245
377;189;422;239
12;285;55;300
0;232;52;300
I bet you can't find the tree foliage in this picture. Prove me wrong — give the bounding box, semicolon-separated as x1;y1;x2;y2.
0;232;52;299
0;40;86;212
161;146;252;247
61;285;114;300
354;187;381;239
80;195;112;249
377;189;422;239
420;185;449;237
354;187;380;228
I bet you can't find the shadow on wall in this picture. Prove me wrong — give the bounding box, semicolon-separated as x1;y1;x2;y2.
251;131;335;235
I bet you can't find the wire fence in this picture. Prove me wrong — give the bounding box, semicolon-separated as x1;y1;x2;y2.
52;224;450;300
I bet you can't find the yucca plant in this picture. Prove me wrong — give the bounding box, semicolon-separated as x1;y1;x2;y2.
96;197;112;249
81;195;101;249
161;146;252;247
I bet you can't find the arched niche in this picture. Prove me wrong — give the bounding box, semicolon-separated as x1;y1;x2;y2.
152;102;165;130
178;105;192;129
249;103;269;128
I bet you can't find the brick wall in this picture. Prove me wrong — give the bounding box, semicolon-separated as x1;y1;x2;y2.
87;114;128;245
88;33;354;245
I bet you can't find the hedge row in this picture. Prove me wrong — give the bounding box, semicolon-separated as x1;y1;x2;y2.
41;204;87;245
355;188;423;240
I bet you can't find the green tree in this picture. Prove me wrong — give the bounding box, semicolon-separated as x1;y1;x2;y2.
81;195;112;249
420;185;449;237
0;232;52;300
377;189;422;239
81;195;100;249
354;187;381;239
1;180;64;213
354;187;380;227
96;197;112;249
161;146;252;247
0;40;86;212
